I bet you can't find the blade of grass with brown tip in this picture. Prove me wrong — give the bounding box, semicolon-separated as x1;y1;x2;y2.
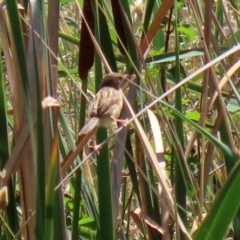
123;94;191;240
140;0;174;57
147;109;170;240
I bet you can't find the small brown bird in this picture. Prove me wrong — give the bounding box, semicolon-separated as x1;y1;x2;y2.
79;73;128;135
61;73;133;172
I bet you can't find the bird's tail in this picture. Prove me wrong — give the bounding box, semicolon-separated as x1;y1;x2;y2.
78;117;99;135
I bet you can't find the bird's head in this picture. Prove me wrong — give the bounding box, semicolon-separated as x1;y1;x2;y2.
101;73;131;90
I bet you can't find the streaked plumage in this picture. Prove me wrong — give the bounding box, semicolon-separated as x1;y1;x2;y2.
79;73;127;135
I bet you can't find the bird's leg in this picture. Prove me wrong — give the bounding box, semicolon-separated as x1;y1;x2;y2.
111;117;128;127
88;139;101;153
93;140;101;152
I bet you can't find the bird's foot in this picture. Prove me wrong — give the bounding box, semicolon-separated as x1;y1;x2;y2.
114;118;128;127
89;140;101;153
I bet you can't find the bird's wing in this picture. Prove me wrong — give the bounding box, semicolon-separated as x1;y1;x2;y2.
90;87;123;118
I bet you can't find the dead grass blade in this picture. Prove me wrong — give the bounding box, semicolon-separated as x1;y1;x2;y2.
147;109;170;240
123;94;192;240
